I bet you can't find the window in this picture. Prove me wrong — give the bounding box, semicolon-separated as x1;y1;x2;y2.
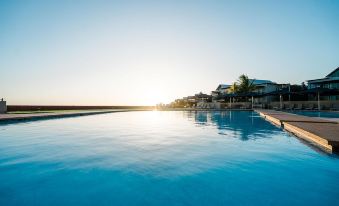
329;82;339;89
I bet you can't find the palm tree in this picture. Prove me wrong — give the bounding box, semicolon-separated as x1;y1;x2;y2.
228;82;239;94
237;74;256;94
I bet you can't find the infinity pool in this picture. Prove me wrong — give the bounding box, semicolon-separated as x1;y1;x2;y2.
0;111;338;205
287;110;339;119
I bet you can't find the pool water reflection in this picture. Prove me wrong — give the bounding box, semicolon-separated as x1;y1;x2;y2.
0;111;338;206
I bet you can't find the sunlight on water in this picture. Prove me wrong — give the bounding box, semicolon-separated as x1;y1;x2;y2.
0;111;338;205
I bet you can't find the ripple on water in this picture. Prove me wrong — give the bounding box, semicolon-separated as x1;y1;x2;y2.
0;111;338;206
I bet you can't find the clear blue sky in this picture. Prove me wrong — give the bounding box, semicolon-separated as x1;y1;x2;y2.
1;0;338;105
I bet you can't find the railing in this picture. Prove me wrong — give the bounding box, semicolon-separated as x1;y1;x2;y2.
267;100;339;110
218;100;339;110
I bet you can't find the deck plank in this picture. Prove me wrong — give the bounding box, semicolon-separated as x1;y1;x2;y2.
256;109;339;153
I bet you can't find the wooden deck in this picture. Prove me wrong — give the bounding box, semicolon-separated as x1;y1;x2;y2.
256;109;339;153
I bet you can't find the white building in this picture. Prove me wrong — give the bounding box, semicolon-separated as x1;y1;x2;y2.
211;84;231;102
250;79;290;103
251;79;279;94
212;80;289;104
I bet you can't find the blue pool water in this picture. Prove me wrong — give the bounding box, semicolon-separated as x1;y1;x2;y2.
0;111;338;206
287;110;339;119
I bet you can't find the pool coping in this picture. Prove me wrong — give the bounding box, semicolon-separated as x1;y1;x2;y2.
0;109;154;124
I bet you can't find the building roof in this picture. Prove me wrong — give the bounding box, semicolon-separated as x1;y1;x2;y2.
326;67;339;77
308;77;339;84
195;92;211;98
215;80;276;91
307;67;339;83
249;79;276;85
216;84;231;90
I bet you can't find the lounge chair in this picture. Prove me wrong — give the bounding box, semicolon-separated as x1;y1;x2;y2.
291;104;298;110
294;104;303;110
273;105;280;110
305;104;315;110
285;104;294;110
330;104;339;111
283;104;288;110
240;105;249;109
319;105;325;110
253;104;263;109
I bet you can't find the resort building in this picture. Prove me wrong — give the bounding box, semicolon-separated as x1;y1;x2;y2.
307;67;339;89
250;79;290;103
307;67;339;100
251;79;279;94
169;68;339;110
211;84;231;102
212;80;289;103
211;84;231;101
181;95;198;107
215;84;232;94
213;80;288;95
194;92;212;103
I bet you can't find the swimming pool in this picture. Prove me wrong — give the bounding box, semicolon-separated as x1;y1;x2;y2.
0;111;338;205
287;110;339;118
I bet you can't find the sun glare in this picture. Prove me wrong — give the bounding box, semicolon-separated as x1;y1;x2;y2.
135;86;173;106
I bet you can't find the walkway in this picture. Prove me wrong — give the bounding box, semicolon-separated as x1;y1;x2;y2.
256;109;339;153
0;109;150;123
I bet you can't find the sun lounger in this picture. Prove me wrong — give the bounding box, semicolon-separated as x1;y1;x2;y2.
291;104;298;110
253;104;263;109
294;104;303;110
240;105;250;109
273;106;280;110
305;104;315;110
330;104;339;111
243;105;251;109
319;105;325;110
285;104;294;110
